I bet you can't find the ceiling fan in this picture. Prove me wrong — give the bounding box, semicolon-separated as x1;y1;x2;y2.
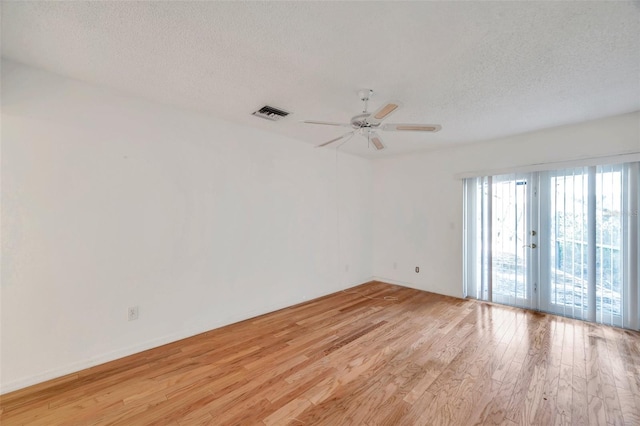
303;89;441;150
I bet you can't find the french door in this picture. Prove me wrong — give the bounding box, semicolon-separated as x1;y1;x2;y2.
466;173;538;310
464;162;639;330
488;173;537;309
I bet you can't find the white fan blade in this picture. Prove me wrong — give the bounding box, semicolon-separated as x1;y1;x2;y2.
316;131;354;148
382;123;442;132
365;101;402;125
369;132;385;150
303;120;352;127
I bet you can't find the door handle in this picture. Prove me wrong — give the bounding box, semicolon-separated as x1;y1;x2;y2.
523;243;537;249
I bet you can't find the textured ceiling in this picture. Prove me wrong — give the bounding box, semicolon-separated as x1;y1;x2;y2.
2;1;639;158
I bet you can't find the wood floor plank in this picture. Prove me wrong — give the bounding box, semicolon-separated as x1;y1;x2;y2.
532;319;561;426
599;327;629;426
463;308;525;424
1;281;639;425
556;363;574;425
504;312;550;422
571;323;589;426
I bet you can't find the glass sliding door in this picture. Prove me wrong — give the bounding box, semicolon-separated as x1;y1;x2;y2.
540;167;590;320
464;161;640;330
539;166;624;326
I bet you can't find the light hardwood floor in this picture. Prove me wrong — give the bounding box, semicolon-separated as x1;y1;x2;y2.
1;281;639;425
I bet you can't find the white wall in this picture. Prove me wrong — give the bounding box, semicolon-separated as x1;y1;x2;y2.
0;61;373;393
3;59;638;395
372;111;640;298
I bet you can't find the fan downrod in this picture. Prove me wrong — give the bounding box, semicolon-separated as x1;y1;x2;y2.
358;89;374;113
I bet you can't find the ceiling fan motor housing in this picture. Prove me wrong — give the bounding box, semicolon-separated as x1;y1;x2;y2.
350;113;377;129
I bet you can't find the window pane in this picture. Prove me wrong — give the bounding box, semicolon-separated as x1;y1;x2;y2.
549;168;589;319
492;175;528;306
595;165;623;323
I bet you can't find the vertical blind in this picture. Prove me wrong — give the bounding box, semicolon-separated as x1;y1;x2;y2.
463;161;640;330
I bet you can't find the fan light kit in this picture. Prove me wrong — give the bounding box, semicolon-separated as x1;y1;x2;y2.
303;89;441;150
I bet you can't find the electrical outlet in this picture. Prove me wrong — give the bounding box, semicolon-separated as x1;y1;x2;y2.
393;262;398;270
128;306;139;321
345;264;350;272
415;266;420;273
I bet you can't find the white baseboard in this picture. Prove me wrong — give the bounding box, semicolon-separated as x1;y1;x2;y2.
371;276;462;299
0;278;372;395
370;275;417;288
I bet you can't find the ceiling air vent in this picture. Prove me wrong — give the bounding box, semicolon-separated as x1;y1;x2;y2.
252;105;290;121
